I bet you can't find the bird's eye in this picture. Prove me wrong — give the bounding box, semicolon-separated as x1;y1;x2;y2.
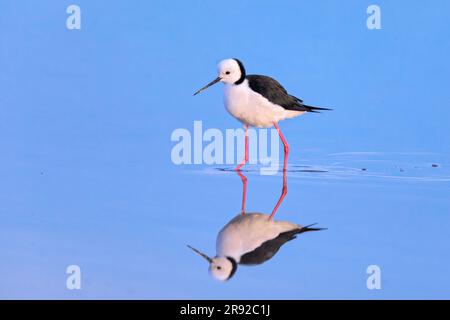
225;71;230;75
217;266;222;270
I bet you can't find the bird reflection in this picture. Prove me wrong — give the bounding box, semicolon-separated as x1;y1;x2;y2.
188;171;325;281
237;164;287;219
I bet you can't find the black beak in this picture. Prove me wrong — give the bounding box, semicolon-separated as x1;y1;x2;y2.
193;77;221;96
187;245;213;263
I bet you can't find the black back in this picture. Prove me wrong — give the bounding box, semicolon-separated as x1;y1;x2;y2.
246;75;330;113
239;226;323;265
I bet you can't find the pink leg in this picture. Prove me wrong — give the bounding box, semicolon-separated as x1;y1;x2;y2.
236;170;248;215
274;122;289;172
269;123;289;220
235;126;249;171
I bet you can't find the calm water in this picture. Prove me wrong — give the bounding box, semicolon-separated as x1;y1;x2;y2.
2;150;449;299
1;1;449;299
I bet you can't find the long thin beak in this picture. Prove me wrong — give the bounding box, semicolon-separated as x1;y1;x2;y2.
187;245;212;263
193;76;221;96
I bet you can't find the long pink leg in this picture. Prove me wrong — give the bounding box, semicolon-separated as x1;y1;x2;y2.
236;170;248;215
235;126;249;214
235;126;249;171
269;123;289;220
274;122;289;172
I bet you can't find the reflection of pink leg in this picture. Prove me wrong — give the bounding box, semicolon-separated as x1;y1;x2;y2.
274;122;289;172
269;169;287;220
237;171;248;215
270;123;289;220
235;126;249;171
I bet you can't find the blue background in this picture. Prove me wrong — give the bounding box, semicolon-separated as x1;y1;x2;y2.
0;0;449;299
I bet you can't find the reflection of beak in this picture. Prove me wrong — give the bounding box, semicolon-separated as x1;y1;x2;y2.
187;245;212;263
193;77;221;96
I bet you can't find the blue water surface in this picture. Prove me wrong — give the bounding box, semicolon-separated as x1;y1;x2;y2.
0;1;449;299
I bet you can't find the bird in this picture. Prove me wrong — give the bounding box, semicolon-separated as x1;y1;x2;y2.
194;58;331;172
188;213;325;281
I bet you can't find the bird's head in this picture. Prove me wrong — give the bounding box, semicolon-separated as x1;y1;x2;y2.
193;58;246;95
187;245;238;281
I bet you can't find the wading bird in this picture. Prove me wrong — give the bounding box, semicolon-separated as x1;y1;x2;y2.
194;58;330;172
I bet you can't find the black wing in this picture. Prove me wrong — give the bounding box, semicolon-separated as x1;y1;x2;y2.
239;225;325;266
246;75;331;113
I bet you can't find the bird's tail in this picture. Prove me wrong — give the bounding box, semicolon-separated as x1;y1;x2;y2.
297;223;327;234
303;104;333;113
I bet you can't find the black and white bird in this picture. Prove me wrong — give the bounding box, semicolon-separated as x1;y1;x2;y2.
188;213;325;281
194;58;330;171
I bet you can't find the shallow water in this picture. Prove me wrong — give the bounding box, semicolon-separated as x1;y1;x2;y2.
2;150;449;299
184;153;450;299
1;1;450;299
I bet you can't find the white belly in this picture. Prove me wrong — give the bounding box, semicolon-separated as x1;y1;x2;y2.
216;213;300;262
223;80;304;128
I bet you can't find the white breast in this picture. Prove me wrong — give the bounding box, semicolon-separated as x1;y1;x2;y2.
223;80;304;128
216;213;300;262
